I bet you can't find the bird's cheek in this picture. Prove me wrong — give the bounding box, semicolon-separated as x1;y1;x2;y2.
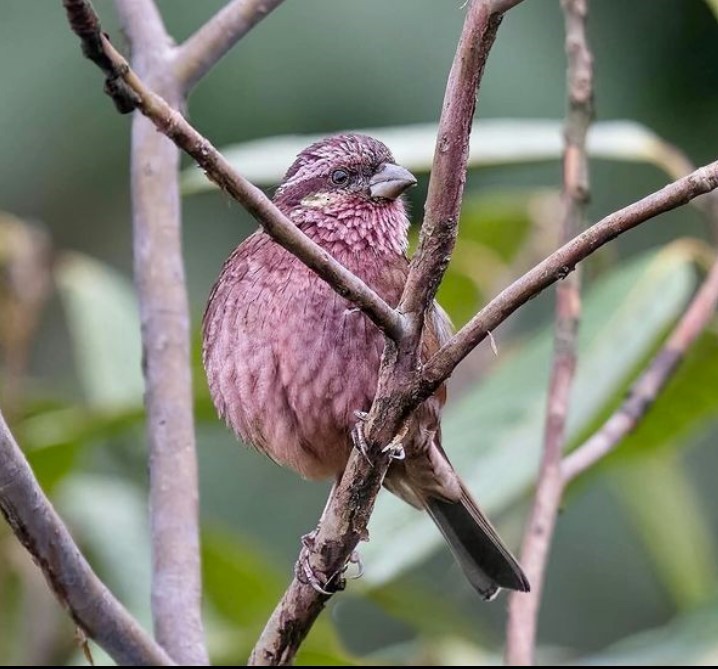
300;193;333;209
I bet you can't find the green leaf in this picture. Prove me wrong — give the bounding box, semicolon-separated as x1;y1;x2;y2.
361;244;700;586
613;330;718;458
705;0;718;22
435;191;536;326
55;474;152;628
15;404;144;490
182;120;679;194
55;252;143;410
611;452;718;609
460;191;534;263
576;600;718;665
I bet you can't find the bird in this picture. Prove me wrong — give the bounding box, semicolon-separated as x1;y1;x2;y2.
202;133;529;599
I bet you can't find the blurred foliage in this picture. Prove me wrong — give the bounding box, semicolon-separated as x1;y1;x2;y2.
1;0;718;666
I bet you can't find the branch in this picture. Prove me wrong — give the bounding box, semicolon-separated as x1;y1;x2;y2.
113;0;168;50
399;0;511;338
561;255;718;482
421;159;718;394
110;0;208;661
175;0;287;93
0;410;174;666
249;443;393;665
65;3;401;341
63;1;718;664
506;0;593;664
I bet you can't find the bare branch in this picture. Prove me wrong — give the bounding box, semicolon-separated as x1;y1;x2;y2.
64;5;402;341
492;0;528;11
249;444;393;665
506;0;593;664
113;0;169;54
67;0;209;661
421;159;718;394
64;2;718;664
562;256;718;481
129;97;208;663
400;0;519;339
175;0;287;93
0;410;174;666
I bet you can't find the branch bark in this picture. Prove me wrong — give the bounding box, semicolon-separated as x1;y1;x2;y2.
421;160;718;394
66;4;402;342
561;254;718;482
0;411;174;666
249;444;393;665
110;0;209;662
175;0;287;93
400;0;503;328
506;0;593;663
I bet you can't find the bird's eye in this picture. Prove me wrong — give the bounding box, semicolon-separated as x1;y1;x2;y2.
331;169;350;186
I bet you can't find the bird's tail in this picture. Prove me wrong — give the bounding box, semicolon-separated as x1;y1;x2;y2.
426;484;530;600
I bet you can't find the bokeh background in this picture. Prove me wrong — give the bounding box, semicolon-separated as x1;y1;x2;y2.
1;0;718;664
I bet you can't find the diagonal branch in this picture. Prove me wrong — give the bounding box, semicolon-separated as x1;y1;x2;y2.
399;0;518;340
0;410;174;666
175;0;287;93
506;0;593;664
561;254;718;482
249;442;394;665
64;3;402;341
63;1;718;665
421;159;718;395
249;0;525;663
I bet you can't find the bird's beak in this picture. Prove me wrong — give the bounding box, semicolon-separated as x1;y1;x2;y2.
369;163;417;200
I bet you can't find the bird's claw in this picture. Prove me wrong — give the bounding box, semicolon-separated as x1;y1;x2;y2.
346;550;364;580
297;534;345;595
351;411;373;465
382;438;406;461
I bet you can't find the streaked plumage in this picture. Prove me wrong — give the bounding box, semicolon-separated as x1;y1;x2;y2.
202;134;529;598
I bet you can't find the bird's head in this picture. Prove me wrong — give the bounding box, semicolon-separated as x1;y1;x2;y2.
274;134;416;254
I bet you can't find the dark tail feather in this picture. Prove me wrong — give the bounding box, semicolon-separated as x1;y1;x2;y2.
426;487;530;600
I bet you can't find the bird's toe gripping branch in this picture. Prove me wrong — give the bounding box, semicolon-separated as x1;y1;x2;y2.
297;532;346;595
351;410;372;464
352;410;406;463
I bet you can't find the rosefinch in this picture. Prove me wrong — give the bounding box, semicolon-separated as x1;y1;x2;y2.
202;134;529;599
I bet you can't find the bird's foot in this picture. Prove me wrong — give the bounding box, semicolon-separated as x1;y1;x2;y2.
352;411;373;465
345;549;364;580
382;438;405;461
382;423;408;461
353;411;407;462
297;533;345;595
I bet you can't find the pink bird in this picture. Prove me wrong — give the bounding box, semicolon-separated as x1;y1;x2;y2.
203;134;529;599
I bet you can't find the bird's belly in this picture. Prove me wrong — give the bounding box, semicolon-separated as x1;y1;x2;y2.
228;286;383;480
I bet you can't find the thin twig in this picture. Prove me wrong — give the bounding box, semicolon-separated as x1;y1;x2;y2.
506;0;593;664
399;0;509;332
421;159;718;395
562;255;718;482
175;0;287;93
0;411;174;666
66;5;402;341
113;0;208;662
